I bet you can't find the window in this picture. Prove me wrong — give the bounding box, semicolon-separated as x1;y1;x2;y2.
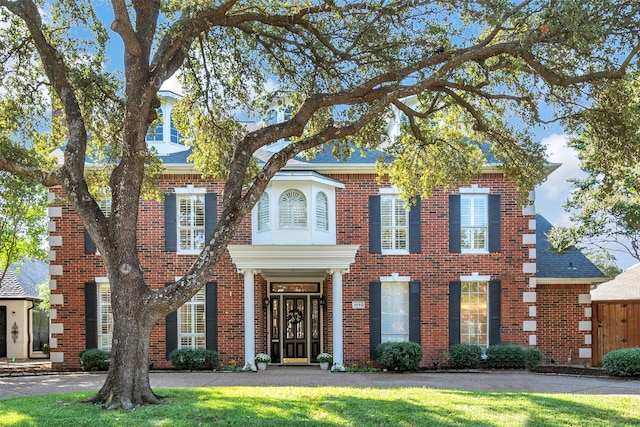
257;193;270;231
97;283;113;351
279;189;307;228
315;192;328;231
381;282;409;343
178;288;206;349
460;281;488;348
461;194;487;253
178;194;205;252
146;109;164;142
170;112;183;145
98;199;111;218
381;195;408;253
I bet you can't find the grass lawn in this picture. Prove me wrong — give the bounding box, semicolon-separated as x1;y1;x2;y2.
0;386;638;426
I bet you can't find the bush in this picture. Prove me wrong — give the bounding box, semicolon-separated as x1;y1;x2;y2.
524;347;543;371
376;342;424;372
486;345;525;369
169;349;220;370
79;349;110;371
41;343;50;357
602;348;640;376
448;343;482;369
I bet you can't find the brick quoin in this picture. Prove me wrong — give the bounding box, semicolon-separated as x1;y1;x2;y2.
48;169;579;371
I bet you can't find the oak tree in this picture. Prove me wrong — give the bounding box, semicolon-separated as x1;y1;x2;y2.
1;0;639;409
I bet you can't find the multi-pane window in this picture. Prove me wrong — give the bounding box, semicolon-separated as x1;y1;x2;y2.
257;193;270;231
460;281;488;347
97;283;113;351
461;194;488;252
170;113;183;145
98;199;112;218
315;192;328;231
178;288;206;349
178;194;205;252
146;109;164;142
381;196;408;253
381;281;409;343
279;189;307;228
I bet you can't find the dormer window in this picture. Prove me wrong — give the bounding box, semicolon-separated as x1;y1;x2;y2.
170;112;183;145
146;109;164;142
258;193;270;231
315;191;328;231
279;189;307;228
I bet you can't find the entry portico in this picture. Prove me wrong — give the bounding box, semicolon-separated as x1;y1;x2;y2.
227;244;359;370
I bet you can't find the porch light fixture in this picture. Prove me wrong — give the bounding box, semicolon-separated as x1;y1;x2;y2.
263;297;270;308
319;296;327;307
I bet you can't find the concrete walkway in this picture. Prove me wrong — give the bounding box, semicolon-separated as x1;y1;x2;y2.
1;367;639;401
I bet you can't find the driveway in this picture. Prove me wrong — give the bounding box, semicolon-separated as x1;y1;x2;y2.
1;367;639;401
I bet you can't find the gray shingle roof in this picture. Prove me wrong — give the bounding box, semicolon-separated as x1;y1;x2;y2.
591;263;640;301
0;259;49;299
536;215;606;279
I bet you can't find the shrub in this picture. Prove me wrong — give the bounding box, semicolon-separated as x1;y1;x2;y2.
41;343;50;357
376;342;424;372
524;347;543;371
448;343;482;369
169;349;220;370
486;345;525;369
602;348;640;376
79;349;110;371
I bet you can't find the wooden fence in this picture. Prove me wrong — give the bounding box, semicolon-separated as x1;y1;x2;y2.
592;301;640;366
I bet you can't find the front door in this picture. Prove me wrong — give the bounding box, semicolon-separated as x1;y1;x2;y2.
0;306;6;357
268;285;322;364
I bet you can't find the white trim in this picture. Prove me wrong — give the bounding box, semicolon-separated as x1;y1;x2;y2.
459;184;490;194
460;272;491;282
380;272;411;282
96;277;109;283
174;185;206;194
378;186;399;195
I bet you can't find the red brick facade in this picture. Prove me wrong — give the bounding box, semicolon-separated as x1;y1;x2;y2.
47;166;595;370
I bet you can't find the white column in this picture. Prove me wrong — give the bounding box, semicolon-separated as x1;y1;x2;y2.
332;270;345;371
243;270;257;371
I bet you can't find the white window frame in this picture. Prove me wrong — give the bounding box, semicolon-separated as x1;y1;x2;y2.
97;279;113;351
175;187;206;254
315;191;328;231
146;108;164;142
460;274;490;349
380;275;410;343
178;288;206;350
257;192;270;232
380;190;409;254
278;189;307;229
460;186;490;254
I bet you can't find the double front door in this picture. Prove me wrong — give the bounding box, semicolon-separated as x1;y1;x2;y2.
0;306;6;357
269;294;322;364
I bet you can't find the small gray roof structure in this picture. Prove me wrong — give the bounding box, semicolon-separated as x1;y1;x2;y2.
0;259;49;300
536;215;607;282
591;263;640;301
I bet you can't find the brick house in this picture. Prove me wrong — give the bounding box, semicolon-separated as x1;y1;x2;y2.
46;92;606;370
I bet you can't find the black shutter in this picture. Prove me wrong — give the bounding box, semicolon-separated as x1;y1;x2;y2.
84;282;97;349
488;194;501;252
205;193;217;242
369;281;381;359
409;197;422;253
84;229;96;254
165;283;178;359
449;194;461;252
164;193;177;251
205;282;218;352
409;280;421;344
369;195;381;253
489;280;502;346
449;281;461;347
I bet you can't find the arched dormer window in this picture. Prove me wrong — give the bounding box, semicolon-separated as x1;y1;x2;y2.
315;191;328;231
279;189;307;228
146;109;164;142
258;192;270;231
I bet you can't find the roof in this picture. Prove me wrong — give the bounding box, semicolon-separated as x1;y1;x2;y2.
0;259;49;300
535;215;607;282
591;263;640;301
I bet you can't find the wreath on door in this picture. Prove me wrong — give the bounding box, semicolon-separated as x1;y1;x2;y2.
287;309;304;325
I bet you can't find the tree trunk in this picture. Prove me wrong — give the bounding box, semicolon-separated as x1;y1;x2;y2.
86;274;161;410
